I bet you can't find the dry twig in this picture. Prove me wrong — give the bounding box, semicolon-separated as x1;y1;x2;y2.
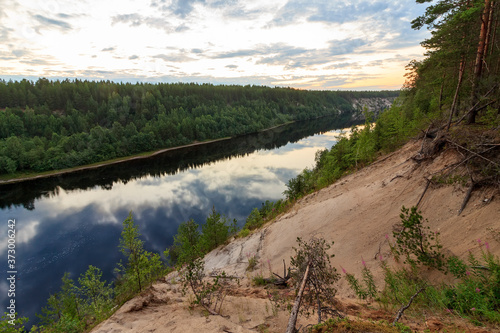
393;288;425;326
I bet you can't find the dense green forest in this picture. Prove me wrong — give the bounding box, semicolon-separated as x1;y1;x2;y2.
0;79;397;176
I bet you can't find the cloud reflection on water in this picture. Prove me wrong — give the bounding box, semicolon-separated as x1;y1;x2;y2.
0;123;351;328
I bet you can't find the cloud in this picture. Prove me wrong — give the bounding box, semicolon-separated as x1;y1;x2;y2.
19;58;56;66
101;47;116;52
308;2;389;24
218;2;266;20
212;40;368;70
215;49;263;59
112;13;188;33
327;38;367;56
268;0;428;50
0;26;12;43
151;0;206;18
129;55;139;60
112;13;143;26
12;49;29;57
154;53;197;63
225;64;238;69
32;14;72;32
269;0;408;27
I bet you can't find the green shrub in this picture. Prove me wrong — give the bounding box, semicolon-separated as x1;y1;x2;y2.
0;312;28;333
392;206;445;270
244;207;263;230
199;207;237;253
343;260;377;300
442;247;500;324
238;228;250;238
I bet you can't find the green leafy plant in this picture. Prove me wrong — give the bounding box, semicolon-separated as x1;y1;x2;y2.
442;244;500;324
36;265;115;333
343;259;377;300
244;207;264;230
172;218;201;266
238;228;250;238
199;207;237;253
392;206;445;270
0;312;29;333
246;253;258;271
114;212;167;301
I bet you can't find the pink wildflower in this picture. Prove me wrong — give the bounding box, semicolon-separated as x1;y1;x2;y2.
361;257;366;267
485;242;490;250
478;239;482;245
385;234;389;240
466;271;471;276
379;254;383;261
471;308;476;311
341;266;347;274
476;288;481;293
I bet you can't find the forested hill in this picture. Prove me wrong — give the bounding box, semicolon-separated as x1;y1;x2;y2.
0;79;398;176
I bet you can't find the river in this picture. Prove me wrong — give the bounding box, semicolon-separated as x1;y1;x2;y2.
0;116;356;328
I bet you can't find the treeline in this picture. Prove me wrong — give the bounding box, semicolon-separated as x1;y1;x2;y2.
0;79;398;175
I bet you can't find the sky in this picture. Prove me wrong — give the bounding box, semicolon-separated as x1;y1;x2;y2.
0;0;430;90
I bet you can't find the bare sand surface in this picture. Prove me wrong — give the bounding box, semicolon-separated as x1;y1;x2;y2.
91;139;499;333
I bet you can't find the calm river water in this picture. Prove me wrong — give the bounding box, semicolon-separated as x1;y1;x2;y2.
0;116;355;327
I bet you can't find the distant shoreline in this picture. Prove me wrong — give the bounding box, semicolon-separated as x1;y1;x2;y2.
0;121;295;185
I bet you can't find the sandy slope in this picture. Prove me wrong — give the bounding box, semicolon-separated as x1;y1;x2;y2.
91;139;499;333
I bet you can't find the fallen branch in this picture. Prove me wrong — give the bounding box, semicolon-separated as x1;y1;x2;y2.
285;261;311;333
416;178;431;208
419;124;432;155
453;85;498;126
390;175;404;182
393;288;425;326
446;140;500;167
430;145;498;179
458;183;475;215
270;259;291;286
471;265;490;271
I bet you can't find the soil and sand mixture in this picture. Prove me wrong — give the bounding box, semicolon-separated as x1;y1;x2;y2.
91;139;500;333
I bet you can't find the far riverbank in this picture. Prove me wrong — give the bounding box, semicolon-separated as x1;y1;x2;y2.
0;121;300;185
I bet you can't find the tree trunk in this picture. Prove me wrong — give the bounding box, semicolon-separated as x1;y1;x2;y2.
447;57;466;130
285;262;311;333
484;0;495;60
317;294;322;324
438;72;446;111
469;0;492;124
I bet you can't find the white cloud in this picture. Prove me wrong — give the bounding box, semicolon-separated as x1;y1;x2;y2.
0;0;429;90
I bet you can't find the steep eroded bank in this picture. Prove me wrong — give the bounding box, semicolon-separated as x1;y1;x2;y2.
92;139;500;333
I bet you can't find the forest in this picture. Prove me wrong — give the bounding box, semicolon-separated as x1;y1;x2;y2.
0;79;397;176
